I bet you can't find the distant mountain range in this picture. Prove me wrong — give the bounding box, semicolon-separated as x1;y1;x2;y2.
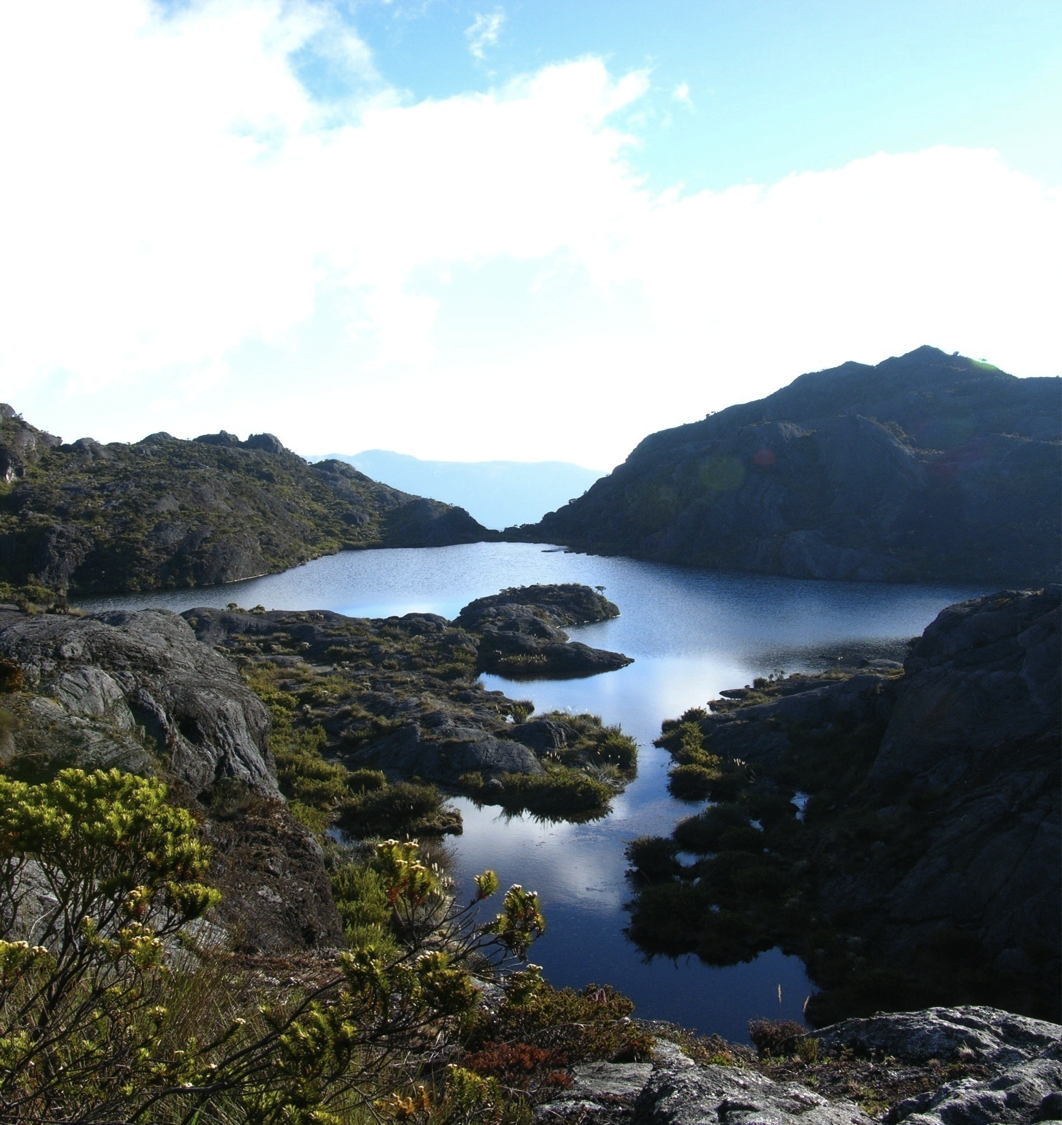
310;450;605;531
516;346;1061;587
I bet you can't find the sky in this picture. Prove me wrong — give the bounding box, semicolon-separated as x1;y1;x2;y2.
1;0;1060;470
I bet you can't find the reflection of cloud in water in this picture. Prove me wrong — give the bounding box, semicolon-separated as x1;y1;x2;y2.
452;798;630;912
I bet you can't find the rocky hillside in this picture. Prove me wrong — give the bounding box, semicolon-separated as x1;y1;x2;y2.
518;347;1061;586
0;405;491;596
0;604;344;952
628;585;1061;1025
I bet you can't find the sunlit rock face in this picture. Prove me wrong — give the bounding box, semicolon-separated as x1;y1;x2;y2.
0;605;344;952
520;347;1061;587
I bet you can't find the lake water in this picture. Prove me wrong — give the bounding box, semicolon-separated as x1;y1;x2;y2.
78;542;985;1041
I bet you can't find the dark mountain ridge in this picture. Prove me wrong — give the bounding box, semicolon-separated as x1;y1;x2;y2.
0;407;492;597
518;347;1060;586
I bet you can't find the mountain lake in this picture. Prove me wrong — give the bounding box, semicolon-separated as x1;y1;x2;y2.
78;541;986;1042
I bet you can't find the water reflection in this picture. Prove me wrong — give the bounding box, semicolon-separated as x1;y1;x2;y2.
76;542;985;1041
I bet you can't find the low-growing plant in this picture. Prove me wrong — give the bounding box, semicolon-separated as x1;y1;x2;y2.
748;1018;809;1057
463;765;614;815
668;762;720;800
473;968;654;1065
339;780;461;839
624;834;682;881
509;700;535;723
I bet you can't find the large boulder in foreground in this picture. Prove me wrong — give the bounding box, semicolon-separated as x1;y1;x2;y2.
0;607;276;795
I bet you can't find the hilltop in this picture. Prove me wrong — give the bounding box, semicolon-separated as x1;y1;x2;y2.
0;407;492;597
515;347;1061;586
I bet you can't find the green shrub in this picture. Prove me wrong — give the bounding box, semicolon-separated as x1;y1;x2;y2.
668;763;720;800
0;781;545;1123
624;835;682;880
475;968;654;1064
509;700;535;723
464;766;614;814
590;729;638;772
338;781;459;839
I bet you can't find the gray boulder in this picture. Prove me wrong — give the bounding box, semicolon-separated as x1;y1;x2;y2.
887;1047;1062;1124
0;609;276;796
632;1055;872;1124
350;720;544;782
815;1007;1062;1067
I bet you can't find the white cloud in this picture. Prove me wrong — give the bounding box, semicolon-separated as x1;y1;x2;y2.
465;8;505;61
0;1;1058;467
671;81;693;108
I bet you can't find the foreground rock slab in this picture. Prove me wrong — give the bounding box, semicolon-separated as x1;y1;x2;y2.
0;606;276;795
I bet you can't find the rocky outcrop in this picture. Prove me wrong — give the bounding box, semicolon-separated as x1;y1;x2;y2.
818;1007;1062;1125
182;590;636;815
516;347;1060;587
628;588;1060;1023
351;720;546;784
0;407;492;596
455;585;622;630
0;403;61;483
201;796;344;953
0;607;276;795
455;585;632;677
813;1006;1062;1068
0;606;344;952
815;588;1060;988
633;1058;871;1124
536;1007;1062;1125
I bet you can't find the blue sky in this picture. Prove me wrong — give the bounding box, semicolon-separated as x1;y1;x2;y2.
350;0;1062;190
2;0;1059;467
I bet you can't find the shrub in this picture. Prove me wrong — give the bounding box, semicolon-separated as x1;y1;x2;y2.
464;766;614;814
748;1018;809;1057
624;835;682;880
509;700;535;723
590;729;638;772
668;763;719;800
477;969;654;1064
462;1041;572;1092
338;781;460;839
0;780;545;1123
673;804;753;854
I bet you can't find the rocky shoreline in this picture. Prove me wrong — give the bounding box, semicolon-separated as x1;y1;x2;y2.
627;586;1061;1026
